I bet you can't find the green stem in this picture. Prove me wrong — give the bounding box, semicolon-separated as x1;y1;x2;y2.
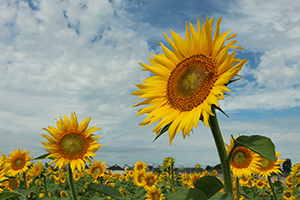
67;165;78;200
43;176;49;197
23;172;27;190
209;106;233;195
235;177;240;200
171;164;175;192
268;176;278;200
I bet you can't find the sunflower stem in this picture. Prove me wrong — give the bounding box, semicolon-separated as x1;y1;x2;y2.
268;175;278;200
235;177;240;200
67;164;78;200
209;106;233;195
43;176;49;197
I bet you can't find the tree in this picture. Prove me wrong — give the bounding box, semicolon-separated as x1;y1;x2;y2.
282;158;292;175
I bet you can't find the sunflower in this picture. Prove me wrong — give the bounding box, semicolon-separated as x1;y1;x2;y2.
143;171;157;191
133;161;147;172
2;148;32;177
226;137;261;177
88;160;106;179
257;152;284;179
60;190;68;197
132;17;247;144
291;163;300;172
133;170;146;187
41;112;103;172
145;187;165;200
283;189;294;200
27;161;43;177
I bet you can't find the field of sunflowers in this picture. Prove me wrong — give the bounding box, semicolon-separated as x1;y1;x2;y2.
0;152;300;200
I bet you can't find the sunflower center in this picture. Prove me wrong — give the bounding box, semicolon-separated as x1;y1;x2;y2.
12;157;25;170
152;193;159;200
167;54;217;111
147;177;155;186
232;147;251;168
259;157;274;171
92;167;101;176
59;132;87;159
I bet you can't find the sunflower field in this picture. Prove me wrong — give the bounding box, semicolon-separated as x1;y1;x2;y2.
1;154;300;200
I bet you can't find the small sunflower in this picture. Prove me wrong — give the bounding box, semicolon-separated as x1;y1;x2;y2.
27;161;43;177
132;17;247;144
257;152;284;179
145;187;165;200
133;170;146;187
143;171;157;191
226;137;261;177
60;190;68;197
283;189;294;200
3;148;32;177
88;160;106;179
133;161;147;172
41;112;103;172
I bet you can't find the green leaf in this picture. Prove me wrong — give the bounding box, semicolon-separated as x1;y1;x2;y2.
194;176;223;199
87;182;126;200
169;188;208;200
219;193;234;200
152;122;171;142
234;135;276;161
0;191;26;200
33;153;52;160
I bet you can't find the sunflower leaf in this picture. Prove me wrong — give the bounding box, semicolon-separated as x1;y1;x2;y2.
87;182;126;200
234;135;276;161
194;175;223;199
168;188;208;200
152;122;171;142
0;191;26;200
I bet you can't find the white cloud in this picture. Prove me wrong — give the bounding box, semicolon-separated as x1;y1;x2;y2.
213;0;300;110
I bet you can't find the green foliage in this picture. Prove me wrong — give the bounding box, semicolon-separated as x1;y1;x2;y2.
87;182;126;200
227;135;276;162
194;176;223;199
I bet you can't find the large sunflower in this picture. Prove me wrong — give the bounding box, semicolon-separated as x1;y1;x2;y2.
3;148;32;177
132;17;247;144
41;112;103;172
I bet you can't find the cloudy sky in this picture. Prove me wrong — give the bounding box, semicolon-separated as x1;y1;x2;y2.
1;0;300;168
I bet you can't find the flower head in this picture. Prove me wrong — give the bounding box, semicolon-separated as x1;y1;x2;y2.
145;187;165;200
88;160;106;179
226;137;261;177
3;148;32;177
132;17;247;145
41;112;103;172
257;152;284;179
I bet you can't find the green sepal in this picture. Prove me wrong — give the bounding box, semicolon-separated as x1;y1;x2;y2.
33;153;53;160
194;175;223;199
215;106;229;118
225;75;243;86
168;188;208;200
152;122;172;142
86;182;126;200
227;135;276;163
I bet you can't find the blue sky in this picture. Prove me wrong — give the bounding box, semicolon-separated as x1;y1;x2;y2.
1;0;300;168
